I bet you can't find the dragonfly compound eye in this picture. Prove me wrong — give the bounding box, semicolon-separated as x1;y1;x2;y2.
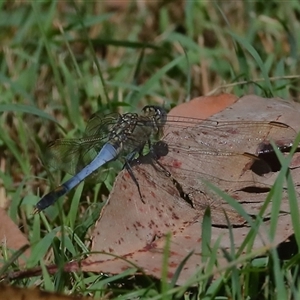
142;105;167;126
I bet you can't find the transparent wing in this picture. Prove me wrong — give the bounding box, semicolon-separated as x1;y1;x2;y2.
46;136;105;175
163;117;296;154
46;112;121;175
160;118;297;185
141;116;297;205
84;111;120;137
161;148;271;188
143;141;272;190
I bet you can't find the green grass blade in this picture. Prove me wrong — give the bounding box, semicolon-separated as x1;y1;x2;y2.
228;31;274;94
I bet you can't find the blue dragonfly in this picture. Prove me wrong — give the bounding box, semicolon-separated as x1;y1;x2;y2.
35;106;167;212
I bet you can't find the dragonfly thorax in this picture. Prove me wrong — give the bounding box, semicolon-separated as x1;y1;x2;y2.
108;112;139;153
107;106;167;156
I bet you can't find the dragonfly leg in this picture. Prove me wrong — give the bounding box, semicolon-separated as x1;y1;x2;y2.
150;157;171;177
147;142;195;208
150;160;194;208
124;159;145;203
123;141;147;167
122;143;148;203
122;141;166;204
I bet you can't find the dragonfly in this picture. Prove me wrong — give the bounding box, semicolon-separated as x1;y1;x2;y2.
35;105;167;212
36;103;298;212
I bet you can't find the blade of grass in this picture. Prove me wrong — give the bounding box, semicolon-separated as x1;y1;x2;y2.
270;248;287;299
71;0;109;105
160;232;171;299
0;103;58;123
130;54;186;105
31;0;67;112
0;73;35;103
0;245;30;277
170;250;194;288
67;182;84;229
270;129;300;246
201;206;212;265
228;31;274;94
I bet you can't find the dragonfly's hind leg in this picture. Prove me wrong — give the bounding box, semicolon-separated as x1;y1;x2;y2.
124;160;145;203
122;144;147;203
122;140;160;203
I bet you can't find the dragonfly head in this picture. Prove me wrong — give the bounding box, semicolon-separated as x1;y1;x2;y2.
142;105;167;128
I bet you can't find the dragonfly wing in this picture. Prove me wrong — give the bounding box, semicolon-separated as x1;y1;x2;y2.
157;124;280;195
164;120;296;154
164;148;271;187
45;112;121;176
211;120;296;152
84;112;120;137
46;137;105;175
